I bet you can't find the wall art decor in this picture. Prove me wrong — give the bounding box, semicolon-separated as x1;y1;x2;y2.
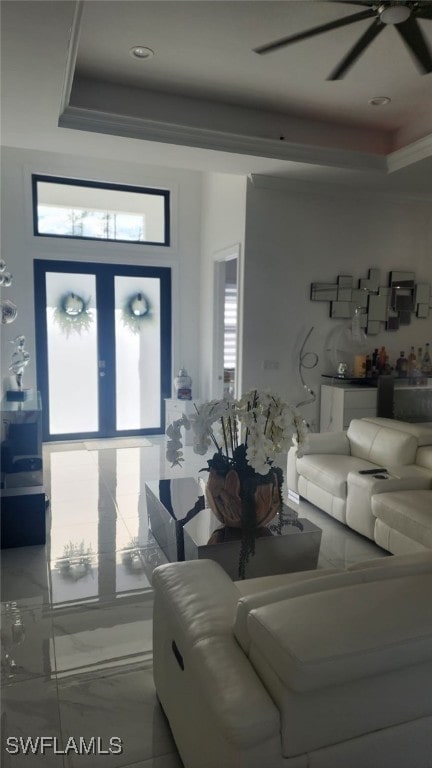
121;292;151;334
53;292;94;337
9;335;30;392
0;258;17;325
311;269;431;335
296;326;318;414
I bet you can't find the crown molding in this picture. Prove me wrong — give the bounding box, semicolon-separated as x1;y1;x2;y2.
249;172;432;203
387;133;432;174
59;105;386;175
59;1;84;116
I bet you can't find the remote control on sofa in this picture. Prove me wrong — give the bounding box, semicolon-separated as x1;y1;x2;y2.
358;468;387;474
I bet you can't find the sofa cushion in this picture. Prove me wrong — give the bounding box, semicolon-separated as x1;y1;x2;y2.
247;573;432;693
348;551;432;572
371;490;432;548
296;453;377;499
234;569;342;652
347;419;418;466
363;418;432;447
234;557;432;654
233;568;336;597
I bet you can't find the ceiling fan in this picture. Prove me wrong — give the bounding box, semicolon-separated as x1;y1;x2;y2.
254;2;432;80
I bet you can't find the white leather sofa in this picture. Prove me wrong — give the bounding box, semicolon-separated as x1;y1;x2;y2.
152;554;432;768
287;417;432;553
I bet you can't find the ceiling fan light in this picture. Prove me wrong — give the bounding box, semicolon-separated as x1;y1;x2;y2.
379;4;411;25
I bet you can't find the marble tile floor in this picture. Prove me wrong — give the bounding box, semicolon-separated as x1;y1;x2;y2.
1;437;389;767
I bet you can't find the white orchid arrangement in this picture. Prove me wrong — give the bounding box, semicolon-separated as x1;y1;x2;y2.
166;390;307;578
166;389;307;476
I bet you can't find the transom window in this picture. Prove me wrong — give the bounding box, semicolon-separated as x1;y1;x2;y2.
32;175;170;246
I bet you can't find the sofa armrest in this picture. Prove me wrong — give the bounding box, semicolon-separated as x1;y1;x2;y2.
191;635;280;748
302;430;350;456
152;559;239;644
287;431;350;496
286;445;300;494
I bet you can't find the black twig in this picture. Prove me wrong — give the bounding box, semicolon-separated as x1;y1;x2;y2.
220;417;229;457
228;416;235;457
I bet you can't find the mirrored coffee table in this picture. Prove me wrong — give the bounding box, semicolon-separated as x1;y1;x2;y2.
146;478;322;580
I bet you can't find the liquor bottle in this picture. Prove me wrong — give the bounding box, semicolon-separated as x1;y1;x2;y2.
365;354;371;376
422;343;432;375
371;348;378;375
408;346;416;376
396;351;408;378
378;346;387;373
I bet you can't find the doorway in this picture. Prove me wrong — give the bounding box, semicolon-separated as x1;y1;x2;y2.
212;244;241;399
34;260;171;441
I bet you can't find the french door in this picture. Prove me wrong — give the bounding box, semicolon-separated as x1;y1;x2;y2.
34;260;171;441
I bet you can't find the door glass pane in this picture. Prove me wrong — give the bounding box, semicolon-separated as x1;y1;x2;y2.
46;272;98;434
114;276;161;430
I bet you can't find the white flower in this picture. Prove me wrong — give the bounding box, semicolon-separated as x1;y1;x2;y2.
166;441;184;467
166;415;190;466
165;390;308;471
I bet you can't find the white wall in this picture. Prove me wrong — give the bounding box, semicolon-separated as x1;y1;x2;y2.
1;147;203;400
242;176;432;431
199;172;247;400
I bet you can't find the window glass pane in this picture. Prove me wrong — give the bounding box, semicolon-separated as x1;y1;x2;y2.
114;276;161;430
34;178;168;245
46;272;99;434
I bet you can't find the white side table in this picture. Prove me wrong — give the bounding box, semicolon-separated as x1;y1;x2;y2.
165;399;200;446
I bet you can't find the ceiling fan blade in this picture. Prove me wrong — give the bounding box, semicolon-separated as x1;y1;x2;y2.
396;17;432;73
328;18;384;79
254;9;375;55
415;5;432;21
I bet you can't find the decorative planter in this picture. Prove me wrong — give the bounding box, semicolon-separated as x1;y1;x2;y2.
205;467;281;529
205;467;283;579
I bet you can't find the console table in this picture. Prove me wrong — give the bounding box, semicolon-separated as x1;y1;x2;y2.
145;478;322;580
1;393;46;547
320;383;377;431
320;376;432;431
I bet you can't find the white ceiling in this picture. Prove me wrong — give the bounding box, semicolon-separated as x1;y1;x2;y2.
1;0;432;193
76;1;432;139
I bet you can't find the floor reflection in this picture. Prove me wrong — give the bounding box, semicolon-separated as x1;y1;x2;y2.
1;435;388;768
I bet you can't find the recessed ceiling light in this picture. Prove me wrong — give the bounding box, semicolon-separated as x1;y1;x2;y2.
130;46;154;60
369;96;391;106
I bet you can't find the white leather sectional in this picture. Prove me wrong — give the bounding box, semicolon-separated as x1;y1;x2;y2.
287;417;432;554
152;554;432;768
